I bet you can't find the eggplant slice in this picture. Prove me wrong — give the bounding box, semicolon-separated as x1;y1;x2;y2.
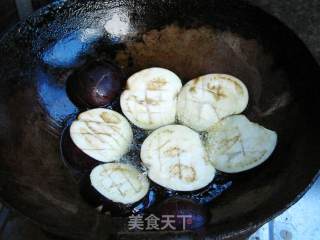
205;115;277;173
177;74;248;131
70;108;133;163
141;125;216;191
90;163;150;205
120;67;182;130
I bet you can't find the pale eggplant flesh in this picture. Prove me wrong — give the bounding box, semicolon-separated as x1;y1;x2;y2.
141;125;216;192
177;74;249;132
205;115;277;173
90;163;149;204
120;67;182;130
60;125;102;172
80;172;157;216
81;163;152;215
62;68;276;219
70;108;133;163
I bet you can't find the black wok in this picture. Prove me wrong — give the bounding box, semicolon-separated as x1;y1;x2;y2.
0;0;319;239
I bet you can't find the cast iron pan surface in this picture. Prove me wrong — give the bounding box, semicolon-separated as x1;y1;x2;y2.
0;0;320;239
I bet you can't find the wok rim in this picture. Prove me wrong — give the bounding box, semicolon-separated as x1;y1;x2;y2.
0;0;319;238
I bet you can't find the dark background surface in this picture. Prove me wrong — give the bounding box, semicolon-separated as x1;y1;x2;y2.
0;0;319;239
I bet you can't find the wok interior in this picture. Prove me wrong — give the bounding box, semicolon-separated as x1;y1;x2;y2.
0;0;319;239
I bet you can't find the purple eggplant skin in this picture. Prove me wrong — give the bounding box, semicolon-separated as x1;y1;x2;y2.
79;174;157;216
66;61;125;109
79;173;104;208
162;177;233;205
60;126;102;172
156;197;210;230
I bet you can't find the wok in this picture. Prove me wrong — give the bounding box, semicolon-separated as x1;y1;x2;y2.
0;0;319;239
